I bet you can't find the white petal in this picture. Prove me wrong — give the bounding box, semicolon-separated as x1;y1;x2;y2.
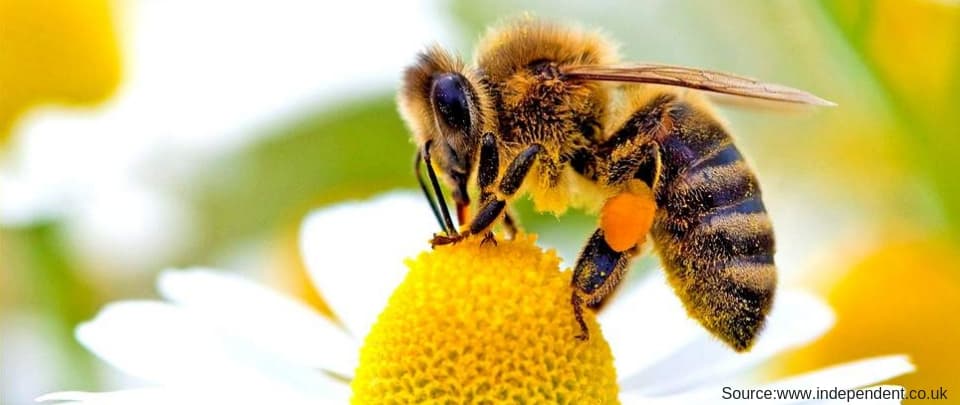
78;301;244;384
621;385;909;405
632;355;912;405
300;191;437;339
620;290;834;394
762;356;914;391
37;384;348;405
600;272;703;377
618;392;680;405
157;269;358;377
38;389;217;405
76;302;350;400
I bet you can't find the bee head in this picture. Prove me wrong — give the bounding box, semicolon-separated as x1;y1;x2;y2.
399;47;491;187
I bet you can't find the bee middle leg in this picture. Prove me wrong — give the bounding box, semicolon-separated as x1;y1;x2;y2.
431;137;542;247
570;140;660;340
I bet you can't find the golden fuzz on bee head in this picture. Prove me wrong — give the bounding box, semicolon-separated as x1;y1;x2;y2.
474;16;620;85
397;47;497;148
397;47;461;146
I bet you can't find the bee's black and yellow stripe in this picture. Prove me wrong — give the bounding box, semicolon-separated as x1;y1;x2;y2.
579;92;777;350
642;94;776;351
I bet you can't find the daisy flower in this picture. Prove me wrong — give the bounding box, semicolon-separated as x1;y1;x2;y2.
40;192;914;404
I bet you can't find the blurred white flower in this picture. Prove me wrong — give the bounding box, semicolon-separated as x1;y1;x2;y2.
40;192;914;404
0;0;459;271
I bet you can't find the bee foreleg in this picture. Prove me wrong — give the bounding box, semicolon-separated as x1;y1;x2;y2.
471;142;542;234
431;143;543;247
477;132;499;191
453;132;499;228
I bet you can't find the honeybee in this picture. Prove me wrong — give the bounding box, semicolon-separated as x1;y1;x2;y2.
398;18;832;351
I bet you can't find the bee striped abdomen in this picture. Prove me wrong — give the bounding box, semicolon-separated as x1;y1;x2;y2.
651;105;776;351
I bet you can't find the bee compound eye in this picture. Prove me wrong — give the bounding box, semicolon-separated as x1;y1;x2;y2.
431;73;472;132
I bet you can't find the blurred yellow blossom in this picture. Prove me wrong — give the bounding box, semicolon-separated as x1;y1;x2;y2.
866;0;960;107
0;0;121;141
775;236;960;402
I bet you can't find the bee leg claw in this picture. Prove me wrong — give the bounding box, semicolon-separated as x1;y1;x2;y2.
480;232;498;247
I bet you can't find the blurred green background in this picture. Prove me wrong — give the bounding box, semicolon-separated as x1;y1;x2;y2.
1;0;958;404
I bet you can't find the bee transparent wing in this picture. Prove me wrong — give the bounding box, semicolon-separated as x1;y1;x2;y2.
562;64;835;106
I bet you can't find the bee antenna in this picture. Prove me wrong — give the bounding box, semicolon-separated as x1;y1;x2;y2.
419;141;459;236
414;150;446;231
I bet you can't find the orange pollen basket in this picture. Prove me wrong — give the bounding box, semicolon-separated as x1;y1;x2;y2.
600;189;656;252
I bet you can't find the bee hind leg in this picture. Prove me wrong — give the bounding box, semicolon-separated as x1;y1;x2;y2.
571;292;589;340
570;229;631;339
568;140;661;338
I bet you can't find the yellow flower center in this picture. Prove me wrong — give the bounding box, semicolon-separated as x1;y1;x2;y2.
351;234;619;403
